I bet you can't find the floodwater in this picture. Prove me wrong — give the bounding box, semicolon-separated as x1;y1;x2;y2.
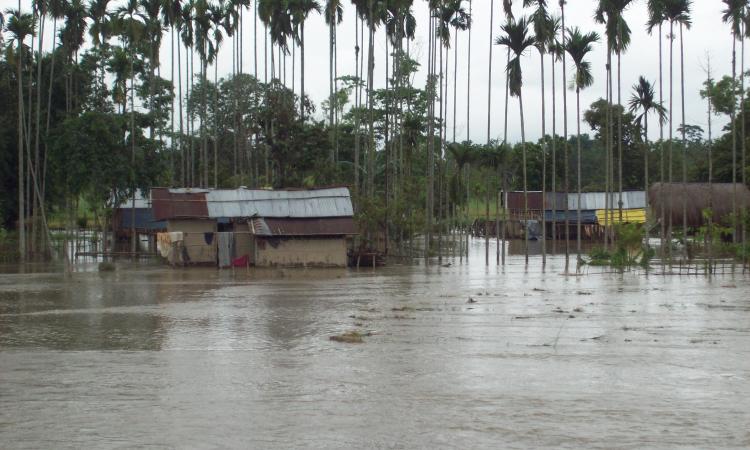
1;240;749;449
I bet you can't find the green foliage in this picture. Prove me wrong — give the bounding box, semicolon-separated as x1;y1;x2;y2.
585;224;647;269
587;246;611;266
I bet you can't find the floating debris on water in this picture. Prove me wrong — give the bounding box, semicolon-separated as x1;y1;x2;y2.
330;331;366;343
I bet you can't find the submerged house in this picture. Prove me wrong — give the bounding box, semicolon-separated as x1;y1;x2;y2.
151;187;357;267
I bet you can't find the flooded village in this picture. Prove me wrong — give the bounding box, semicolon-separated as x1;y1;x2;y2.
2;184;750;448
3;0;750;447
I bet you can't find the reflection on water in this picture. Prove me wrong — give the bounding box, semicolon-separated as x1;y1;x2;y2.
1;238;749;448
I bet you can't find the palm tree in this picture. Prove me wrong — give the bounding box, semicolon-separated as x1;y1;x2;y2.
209;1;225;188
180;0;195;185
5;9;35;261
548;16;562;255
559;0;570;272
501;0;513;146
161;0;182;185
436;1;469;261
596;0;633;233
629;76;666;251
565;27;599;268
465;0;472;260
723;0;743;247
676;0;693;254
290;0;321;121
484;0;495;266
647;0;667;264
663;0;691;256
525;0;553;266
496;16;535;265
114;0;145;251
325;0;343;163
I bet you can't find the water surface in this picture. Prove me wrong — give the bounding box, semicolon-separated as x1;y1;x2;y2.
1;240;749;448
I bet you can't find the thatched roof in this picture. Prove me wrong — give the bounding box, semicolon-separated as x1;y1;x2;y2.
648;183;750;227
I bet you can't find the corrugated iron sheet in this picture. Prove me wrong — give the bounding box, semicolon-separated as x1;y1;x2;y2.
252;217;358;236
596;208;647;225
152;188;209;220
205;188;353;218
545;192;568;211
567;191;646;210
506;192;569;211
152;187;353;220
506;191;544;210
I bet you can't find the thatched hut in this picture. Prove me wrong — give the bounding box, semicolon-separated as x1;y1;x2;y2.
648;183;750;228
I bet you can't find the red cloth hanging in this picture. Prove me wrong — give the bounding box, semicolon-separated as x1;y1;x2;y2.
232;255;249;267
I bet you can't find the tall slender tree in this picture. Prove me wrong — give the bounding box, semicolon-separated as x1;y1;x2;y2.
723;0;744;248
629;76;666;252
559;0;570;271
291;0;321;121
325;0;344;163
565;26;599;269
596;0;633;230
647;0;667;264
663;0;690;257
525;0;552;266
6;9;36;261
496;16;535;265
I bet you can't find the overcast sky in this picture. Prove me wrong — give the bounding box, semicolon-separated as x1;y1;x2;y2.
3;0;736;144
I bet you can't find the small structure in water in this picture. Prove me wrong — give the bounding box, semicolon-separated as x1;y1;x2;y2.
483;191;648;240
152;187;357;267
113;191;167;251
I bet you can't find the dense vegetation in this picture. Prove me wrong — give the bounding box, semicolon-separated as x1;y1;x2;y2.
1;0;748;265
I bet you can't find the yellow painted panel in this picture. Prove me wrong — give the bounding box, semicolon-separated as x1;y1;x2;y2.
596;208;646;225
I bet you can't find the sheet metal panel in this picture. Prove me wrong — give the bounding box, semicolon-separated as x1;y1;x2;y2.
151;188;209;220
153;187;354;220
595;209;647;224
506;191;544;210
567;191;646;210
506;192;568;211
116;208;167;231
205;188;354;218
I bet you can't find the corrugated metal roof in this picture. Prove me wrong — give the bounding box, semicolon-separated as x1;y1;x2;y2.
567;191;646;210
251;217;358;236
205;188;353;218
152;188;209;220
152;187;353;220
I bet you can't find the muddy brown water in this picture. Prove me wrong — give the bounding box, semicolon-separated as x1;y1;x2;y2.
1;240;749;449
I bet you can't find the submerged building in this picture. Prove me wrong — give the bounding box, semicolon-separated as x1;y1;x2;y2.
152;187;357;267
502;190;647;239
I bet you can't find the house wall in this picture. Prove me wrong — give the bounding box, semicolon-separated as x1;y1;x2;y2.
256;238;347;267
167;219;217;264
234;223;255;265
